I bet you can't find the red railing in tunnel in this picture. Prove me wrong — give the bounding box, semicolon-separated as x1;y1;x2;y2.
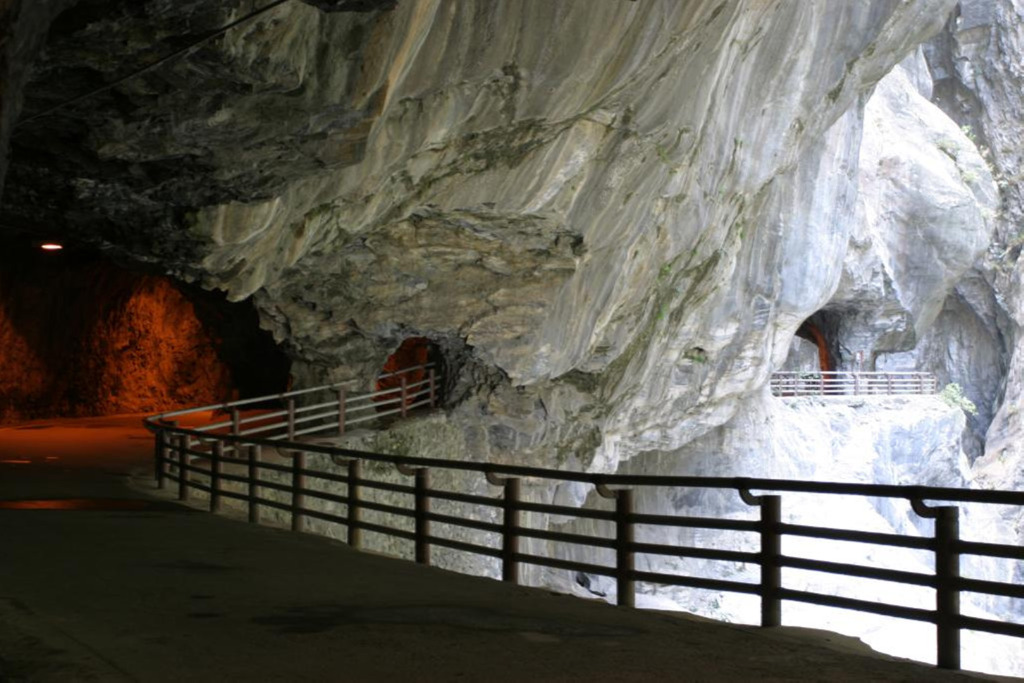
375;337;434;410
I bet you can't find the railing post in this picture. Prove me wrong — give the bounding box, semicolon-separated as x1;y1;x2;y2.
760;495;782;627
347;459;361;549
397;464;430;565
292;451;306;533
935;506;961;670
178;434;190;501
502;477;521;584
819;373;824;396
487;473;521;584
400;376;408;418
887;373;893;394
231;408;240;436
248;445;261;524
287;398;296;440
428;368;437;408
414;467;430;565
616;489;635;607
597;484;634;608
337;387;347;435
154;429;166;489
739;487;781;628
911;498;961;670
210;440;223;513
854;372;860;396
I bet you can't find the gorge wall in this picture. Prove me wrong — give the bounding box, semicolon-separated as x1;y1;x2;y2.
1;0;1022;674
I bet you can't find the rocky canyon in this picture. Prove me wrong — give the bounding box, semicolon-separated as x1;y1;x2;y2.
1;0;1021;676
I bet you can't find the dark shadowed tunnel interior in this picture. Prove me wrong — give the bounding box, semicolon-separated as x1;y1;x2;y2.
0;237;289;423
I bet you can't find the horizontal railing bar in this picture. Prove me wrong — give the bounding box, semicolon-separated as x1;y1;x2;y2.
956;615;1024;638
514;500;617;521
631;570;761;595
248;478;294;494
252;497;292;513
237;409;289;425
217;489;249;502
158;427;1024;506
778;588;936;622
195;419;233;433
424;534;504;559
345;413;384;427
423;511;503;534
633;512;759;532
375;363;436;381
295;506;349;527
957;577;1024;599
292;400;339;414
513;552;616;577
350;478;416;496
957;540;1024;561
779;555;936;587
423;488;502;508
254;461;293;475
631;542;759;564
779;523;934;550
297;468;349;486
239;422;289;437
299;488;350;507
514;526;617;549
214;471;249;485
342;497;415;519
352;519;418;542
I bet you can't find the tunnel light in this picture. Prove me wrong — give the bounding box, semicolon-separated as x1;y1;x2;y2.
40;243;63;251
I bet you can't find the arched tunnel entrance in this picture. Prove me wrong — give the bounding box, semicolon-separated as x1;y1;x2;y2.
795;321;833;372
375;337;442;411
0;238;290;423
792;309;846;373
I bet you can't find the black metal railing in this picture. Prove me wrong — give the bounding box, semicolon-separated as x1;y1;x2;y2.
145;382;1023;673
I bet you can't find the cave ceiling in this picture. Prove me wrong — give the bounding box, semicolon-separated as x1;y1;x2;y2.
0;0;397;261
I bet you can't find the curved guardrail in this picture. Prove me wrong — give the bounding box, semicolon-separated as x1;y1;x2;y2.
150;363;439;450
145;370;1023;673
771;371;938;397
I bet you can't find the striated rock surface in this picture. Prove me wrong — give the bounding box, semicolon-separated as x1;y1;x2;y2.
1;2;957;471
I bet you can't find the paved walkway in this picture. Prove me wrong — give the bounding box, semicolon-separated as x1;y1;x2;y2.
0;416;1010;682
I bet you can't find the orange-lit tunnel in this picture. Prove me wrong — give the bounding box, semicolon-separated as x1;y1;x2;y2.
0;241;289;423
796;321;833;372
374;337;440;410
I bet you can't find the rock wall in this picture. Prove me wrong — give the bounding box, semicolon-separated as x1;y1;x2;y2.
1;0;958;469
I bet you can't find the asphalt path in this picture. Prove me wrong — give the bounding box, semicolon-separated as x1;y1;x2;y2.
0;416;1010;682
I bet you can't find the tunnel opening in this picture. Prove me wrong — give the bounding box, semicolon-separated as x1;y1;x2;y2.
795;321;833;372
0;238;290;423
374;337;443;411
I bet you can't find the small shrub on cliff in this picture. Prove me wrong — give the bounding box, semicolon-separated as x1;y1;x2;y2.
940;383;977;416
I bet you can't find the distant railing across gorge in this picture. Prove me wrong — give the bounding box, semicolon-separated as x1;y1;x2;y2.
770;371;938;397
145;365;1024;674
